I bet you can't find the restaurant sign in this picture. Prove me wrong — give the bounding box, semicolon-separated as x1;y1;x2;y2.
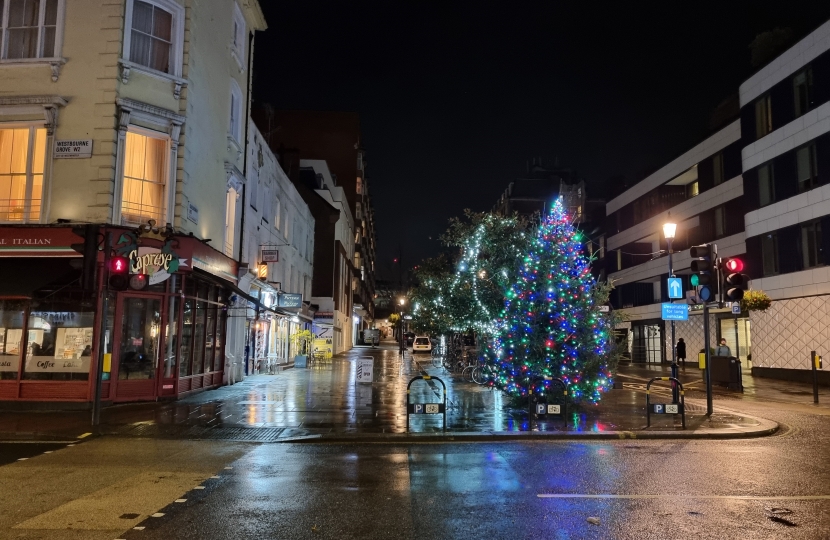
115;231;188;285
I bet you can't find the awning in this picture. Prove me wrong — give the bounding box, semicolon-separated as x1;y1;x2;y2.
0;258;79;296
193;267;258;307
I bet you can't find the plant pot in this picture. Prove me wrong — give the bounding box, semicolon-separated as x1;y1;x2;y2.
294;355;308;368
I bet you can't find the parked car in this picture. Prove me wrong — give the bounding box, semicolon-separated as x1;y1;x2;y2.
404;332;416;346
412;336;432;353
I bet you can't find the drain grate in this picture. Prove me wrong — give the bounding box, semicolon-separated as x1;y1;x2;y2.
104;423;287;442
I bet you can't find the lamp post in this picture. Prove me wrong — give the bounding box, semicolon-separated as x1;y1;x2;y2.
663;221;679;403
398;297;406;355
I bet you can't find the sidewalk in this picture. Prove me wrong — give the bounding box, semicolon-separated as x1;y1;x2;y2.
0;341;785;443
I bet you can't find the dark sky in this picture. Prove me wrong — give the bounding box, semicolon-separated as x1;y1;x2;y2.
252;1;830;279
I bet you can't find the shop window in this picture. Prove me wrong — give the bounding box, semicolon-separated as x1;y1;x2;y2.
762;233;779;276
801;221;823;269
0;300;25;380
179;297;193;377
23;303;95;381
192;300;206;375
758;163;775;207
213;308;225;372
162;277;179;378
124;0;183;75
713;152;724;186
204;303;216;372
1;0;62;60
122;129;168;225
793;68;813;118
0;126;46;223
116;296;160;380
796;144;819;193
755;94;772;140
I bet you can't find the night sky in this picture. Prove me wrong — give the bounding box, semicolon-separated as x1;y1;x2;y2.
252;1;830;279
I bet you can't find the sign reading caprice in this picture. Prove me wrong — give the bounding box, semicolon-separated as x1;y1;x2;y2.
129;249;174;274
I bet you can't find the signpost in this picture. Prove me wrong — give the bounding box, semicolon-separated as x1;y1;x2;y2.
661;303;689;321
667;277;683;299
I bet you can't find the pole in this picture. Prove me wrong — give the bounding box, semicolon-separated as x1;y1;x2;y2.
399;310;404;355
92;231;111;427
734;314;743;392
703;303;713;415
668;238;678;402
812;350;820;404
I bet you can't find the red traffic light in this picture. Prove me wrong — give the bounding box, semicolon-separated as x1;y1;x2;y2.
110;255;129;274
724;258;744;272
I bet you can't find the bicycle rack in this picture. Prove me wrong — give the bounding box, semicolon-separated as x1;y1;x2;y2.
528;376;568;431
406;375;447;432
646;377;686;429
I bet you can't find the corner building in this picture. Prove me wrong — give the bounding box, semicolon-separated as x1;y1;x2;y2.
0;0;267;405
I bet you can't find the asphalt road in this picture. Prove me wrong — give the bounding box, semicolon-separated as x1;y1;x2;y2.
0;442;67;466
106;403;830;540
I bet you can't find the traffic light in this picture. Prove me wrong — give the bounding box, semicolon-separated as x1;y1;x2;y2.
108;255;130;291
690;244;715;302
722;257;749;302
70;224;99;291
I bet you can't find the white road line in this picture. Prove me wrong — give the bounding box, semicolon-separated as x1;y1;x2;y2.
538;494;830;500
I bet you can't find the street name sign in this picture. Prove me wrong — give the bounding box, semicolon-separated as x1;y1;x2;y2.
667;277;683;299
661;303;689;321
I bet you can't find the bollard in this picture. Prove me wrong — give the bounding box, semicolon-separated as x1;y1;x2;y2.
812;350;822;404
406;375;447;432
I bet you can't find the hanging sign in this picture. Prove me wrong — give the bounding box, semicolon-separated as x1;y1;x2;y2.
278;293;302;308
261;249;279;262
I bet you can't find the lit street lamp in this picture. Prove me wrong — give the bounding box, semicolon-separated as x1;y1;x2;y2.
663;221;679;403
398;297;406;355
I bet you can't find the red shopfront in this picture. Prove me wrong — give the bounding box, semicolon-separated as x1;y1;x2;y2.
0;224;241;406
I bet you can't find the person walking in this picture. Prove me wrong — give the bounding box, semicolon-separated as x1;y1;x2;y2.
715;338;731;357
676;338;686;368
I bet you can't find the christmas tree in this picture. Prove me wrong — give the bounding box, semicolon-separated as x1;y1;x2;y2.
492;198;615;403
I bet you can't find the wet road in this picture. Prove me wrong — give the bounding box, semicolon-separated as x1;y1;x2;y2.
116;404;830;540
0;442;66;466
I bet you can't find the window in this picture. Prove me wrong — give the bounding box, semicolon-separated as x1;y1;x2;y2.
713;152;724;186
229;79;243;143
123;0;183;76
761;233;779;276
686;181;699;199
758;163;775;207
801;221;823;269
755;94;772;140
1;0;60;60
121;129;168;225
274;197;280;229
224;187;237;257
283;209;289;239
714;206;725;238
0;126;46;223
794;68;813;118
616;249;622;271
231;2;246;67
356;176;363;194
248;174;258;210
797;144;818;193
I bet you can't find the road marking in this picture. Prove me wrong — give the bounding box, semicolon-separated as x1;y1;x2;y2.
78;432;92;438
150;512;165;518
538;494;830;500
174;499;187;503
133;527;146;530
194;486;205;490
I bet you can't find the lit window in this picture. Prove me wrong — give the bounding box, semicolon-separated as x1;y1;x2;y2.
121;130;168;225
356;176;363;194
123;0;183;76
686;180;699;199
0;126;46;223
1;0;61;60
224;187;237;257
274;198;281;229
755;94;772;140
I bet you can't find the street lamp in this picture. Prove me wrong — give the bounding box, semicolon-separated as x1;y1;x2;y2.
663;221;679;402
398;297;406;354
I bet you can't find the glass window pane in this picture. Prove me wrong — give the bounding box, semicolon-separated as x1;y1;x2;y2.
204;305;216;372
32;128;46;174
7;0;39;27
759;165;774;206
179;298;194;377
213;309;225;372
132;0;153;34
115;297;160;380
23;305;95;381
152;6;172;41
192;302;206;374
6;28;39;59
0;300;26;380
149;36;170;72
44;0;58;24
163;287;179;378
41;26;55;57
122;131;167;224
129;30;152;67
797;147;811;183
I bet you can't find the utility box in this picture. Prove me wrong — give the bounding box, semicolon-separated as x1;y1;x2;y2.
710;355;743;391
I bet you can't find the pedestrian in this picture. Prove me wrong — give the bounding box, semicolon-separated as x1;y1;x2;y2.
676;338;686;368
715;338;731;357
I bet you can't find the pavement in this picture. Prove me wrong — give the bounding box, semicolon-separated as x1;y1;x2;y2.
1;339;811;444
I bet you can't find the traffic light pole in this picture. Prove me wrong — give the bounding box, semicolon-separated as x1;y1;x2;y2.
92;231;112;427
703;302;713;415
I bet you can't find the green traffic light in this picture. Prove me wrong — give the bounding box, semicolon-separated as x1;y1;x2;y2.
690;274;700;287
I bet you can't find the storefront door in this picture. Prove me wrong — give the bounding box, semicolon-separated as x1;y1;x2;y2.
111;294;165;402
